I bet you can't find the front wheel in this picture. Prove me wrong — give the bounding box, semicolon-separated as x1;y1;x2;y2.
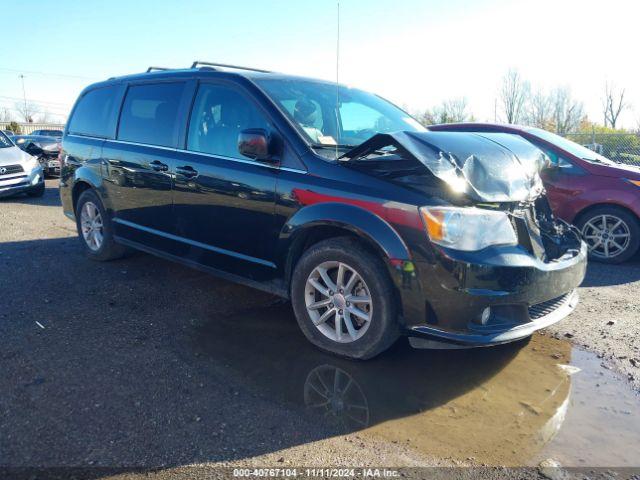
291;237;400;360
577;206;640;264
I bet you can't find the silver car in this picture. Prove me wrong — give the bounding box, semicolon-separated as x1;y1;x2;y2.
0;130;45;198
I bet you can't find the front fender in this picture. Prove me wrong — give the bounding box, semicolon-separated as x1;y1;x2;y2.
280;202;411;262
278;203;423;323
568;188;640;223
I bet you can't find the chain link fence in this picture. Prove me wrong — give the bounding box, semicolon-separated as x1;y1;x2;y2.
0;122;66;135
564;132;640;167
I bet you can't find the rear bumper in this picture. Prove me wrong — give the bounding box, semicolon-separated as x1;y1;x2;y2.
400;242;587;347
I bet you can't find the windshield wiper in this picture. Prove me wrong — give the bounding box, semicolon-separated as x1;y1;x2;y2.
583;157;614;165
311;143;357;150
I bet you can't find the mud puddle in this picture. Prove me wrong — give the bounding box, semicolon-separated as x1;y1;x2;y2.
191;305;640;467
363;334;640;466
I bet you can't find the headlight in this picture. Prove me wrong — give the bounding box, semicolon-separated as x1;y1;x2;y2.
420;206;517;251
24;155;39;169
625;179;640;188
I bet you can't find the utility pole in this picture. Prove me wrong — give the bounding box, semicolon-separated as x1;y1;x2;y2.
19;74;28;122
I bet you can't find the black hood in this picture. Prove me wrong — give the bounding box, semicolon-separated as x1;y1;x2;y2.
341;131;547;203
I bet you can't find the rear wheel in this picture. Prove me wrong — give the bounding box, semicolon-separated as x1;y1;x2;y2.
75;189;126;261
291;237;399;360
577;206;640;264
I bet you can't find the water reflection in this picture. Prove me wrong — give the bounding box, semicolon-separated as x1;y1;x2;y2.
190;304;575;465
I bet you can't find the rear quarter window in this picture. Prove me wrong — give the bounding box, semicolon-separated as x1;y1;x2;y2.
117;82;186;148
67;85;120;138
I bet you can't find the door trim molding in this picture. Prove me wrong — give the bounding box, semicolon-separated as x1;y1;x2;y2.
113;218;277;268
114;235;288;297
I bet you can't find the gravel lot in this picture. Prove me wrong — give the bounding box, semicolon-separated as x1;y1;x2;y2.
1;179;639;475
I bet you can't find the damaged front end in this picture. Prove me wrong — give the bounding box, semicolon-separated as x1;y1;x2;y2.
341;131;583;262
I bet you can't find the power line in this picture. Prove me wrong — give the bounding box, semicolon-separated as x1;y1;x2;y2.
0;95;73;107
0;67;98;81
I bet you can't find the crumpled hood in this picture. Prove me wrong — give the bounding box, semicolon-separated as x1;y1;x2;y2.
342;131;547;203
0;145;32;166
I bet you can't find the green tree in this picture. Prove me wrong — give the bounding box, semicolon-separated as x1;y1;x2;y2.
5;121;21;134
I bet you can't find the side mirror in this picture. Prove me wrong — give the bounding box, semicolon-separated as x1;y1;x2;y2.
238;128;275;162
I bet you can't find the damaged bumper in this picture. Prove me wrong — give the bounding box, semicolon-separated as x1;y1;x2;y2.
402;241;587;347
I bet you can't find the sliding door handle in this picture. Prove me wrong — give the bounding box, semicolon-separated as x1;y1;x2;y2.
176;165;198;178
149;160;168;172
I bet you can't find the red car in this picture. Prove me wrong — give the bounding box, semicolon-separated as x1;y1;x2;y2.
430;123;640;263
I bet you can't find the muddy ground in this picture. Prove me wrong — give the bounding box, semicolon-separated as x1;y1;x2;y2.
1;180;639;477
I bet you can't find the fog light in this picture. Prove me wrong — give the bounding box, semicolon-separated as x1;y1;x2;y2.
31;174;40;185
480;307;491;325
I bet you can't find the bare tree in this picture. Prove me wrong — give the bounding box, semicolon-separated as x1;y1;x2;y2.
14;101;39;123
37;110;52;123
551;87;584;135
0;107;13;122
526;88;553;129
499;69;530;124
416;97;473;126
602;83;627;129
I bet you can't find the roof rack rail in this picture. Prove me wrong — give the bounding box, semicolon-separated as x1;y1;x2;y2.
190;61;272;74
147;66;172;72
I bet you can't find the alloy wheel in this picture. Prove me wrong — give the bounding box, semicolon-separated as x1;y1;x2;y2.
80;201;104;251
304;261;373;343
581;214;631;259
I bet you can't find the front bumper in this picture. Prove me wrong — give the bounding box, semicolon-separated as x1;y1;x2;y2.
401;242;587;347
0;166;44;198
37;153;61;176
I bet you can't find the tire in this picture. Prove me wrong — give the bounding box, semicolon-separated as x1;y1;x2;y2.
26;182;45;197
291;237;400;360
75;189;126;261
577;206;640;264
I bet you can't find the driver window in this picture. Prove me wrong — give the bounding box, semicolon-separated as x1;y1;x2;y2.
187;84;270;160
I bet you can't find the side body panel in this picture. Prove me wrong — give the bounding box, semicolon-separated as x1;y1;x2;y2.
59;135;105;217
170;149;279;280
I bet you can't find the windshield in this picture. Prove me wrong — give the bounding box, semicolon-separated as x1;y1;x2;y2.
0;131;13;148
527;127;615;165
255;78;426;152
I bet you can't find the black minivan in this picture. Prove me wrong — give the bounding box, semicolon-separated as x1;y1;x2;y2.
60;62;587;359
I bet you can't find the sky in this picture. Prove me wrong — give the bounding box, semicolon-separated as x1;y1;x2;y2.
1;0;638;127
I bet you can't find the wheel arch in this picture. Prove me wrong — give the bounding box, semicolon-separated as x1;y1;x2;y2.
71;180;94;212
573;202;640;227
70;166;105;213
278;203;413;296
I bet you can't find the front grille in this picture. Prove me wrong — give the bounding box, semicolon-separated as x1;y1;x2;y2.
0;164;24;176
528;293;572;320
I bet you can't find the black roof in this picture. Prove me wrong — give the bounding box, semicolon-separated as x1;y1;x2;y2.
90;62;338;91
